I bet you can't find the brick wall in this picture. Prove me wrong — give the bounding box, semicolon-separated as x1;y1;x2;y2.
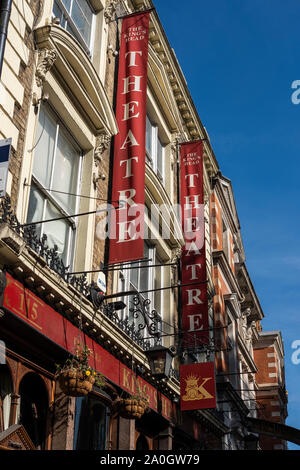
0;0;44;211
254;347;278;385
254;345;287;449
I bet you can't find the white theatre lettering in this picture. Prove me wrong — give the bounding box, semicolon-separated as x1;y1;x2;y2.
120;130;140;149
122;75;143;94
122;100;140;121
118;189;137;207
184;194;202;208
180;142;208;341
187;289;203;306
185;241;202;256
117;47;145;243
125;50;142;65
188;314;204;332
185;173;199;188
120;157;138;178
186;264;202;280
109;13;149;262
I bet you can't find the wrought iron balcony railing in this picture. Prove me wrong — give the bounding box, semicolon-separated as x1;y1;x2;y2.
0;196;161;352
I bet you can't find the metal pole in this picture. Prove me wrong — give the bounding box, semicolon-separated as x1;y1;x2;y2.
103;9;121;273
0;0;12;79
176;139;184;360
100;279;208;301
20;206;119;228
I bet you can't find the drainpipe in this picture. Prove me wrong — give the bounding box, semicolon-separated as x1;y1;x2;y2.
0;0;12;79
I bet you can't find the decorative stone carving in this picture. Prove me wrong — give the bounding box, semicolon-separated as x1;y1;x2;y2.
170;138;179;168
94;133;111;166
136;0;151;11
104;0;118;23
245;321;256;350
241;307;251;342
171;247;182;263
170;247;181;284
241;285;249;295
36;47;57;87
170;151;176;168
240;308;256;350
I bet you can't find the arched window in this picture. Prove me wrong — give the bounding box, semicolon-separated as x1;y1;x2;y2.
18;373;48;450
136;434;149;450
0;365;13;432
74;396;107;450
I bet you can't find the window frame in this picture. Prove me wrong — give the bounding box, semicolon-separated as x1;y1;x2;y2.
73;395;108;450
53;0;96;57
118;243;163;339
146;115;165;184
153;251;164;317
28;103;83;268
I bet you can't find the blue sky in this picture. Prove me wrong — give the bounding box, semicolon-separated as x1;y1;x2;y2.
154;0;300;449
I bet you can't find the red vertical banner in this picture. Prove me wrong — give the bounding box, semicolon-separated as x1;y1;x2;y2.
180;362;216;411
180;141;209;347
109;12;150;264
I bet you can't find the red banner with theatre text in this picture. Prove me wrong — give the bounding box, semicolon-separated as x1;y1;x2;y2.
180;141;209;347
180;362;216;411
109;11;150;264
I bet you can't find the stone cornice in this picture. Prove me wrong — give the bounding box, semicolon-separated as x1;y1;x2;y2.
254;331;285;358
213;175;241;236
224;293;241;320
212;250;244;301
236;262;264;321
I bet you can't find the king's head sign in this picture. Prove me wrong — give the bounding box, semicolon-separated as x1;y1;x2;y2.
180;362;216;411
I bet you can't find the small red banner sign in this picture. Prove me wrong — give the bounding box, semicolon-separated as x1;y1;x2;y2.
109;11;150;264
180;362;216;411
180;141;209;347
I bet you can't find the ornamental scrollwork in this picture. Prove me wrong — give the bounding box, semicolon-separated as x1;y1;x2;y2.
94;133;111;166
36;47;57;87
129;295;161;341
171;247;182;263
104;0;118;23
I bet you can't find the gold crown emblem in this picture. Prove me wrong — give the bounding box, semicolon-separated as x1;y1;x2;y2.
182;373;214;402
185;374;200;387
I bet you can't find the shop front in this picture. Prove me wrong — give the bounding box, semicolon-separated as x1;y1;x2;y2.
0;272;179;450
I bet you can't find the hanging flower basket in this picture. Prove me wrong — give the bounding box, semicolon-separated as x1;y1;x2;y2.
57;369;95;397
113;395;149;420
55;346;105;398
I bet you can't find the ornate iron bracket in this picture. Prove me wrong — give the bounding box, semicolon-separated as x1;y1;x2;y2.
129;293;161;343
90;286;162;348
